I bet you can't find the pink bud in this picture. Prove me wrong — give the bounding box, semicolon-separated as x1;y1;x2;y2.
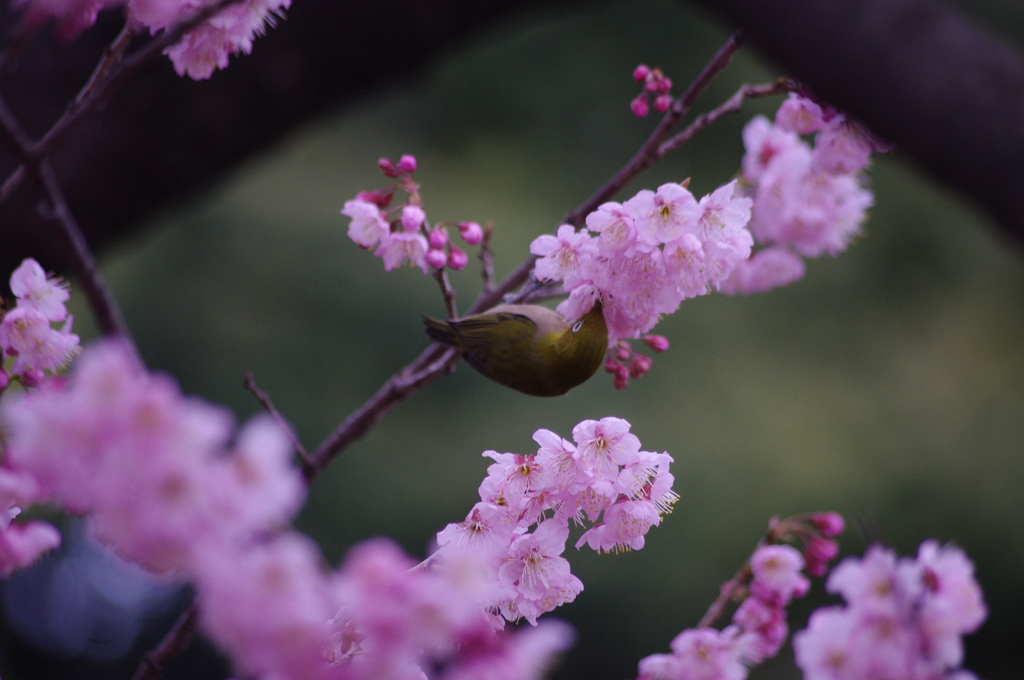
447;245;468;270
426;249;447;270
397;154;418;174
612;364;629;390
632;64;651;83
655;76;672;94
653;93;673;113
604;357;619;373
22;368;44;387
641;334;670;353
628;354;652;379
0;368;9;391
810;512;845;538
458;222;483;246
357;189;393;209
805;537;839;565
630;94;649;118
615;346;631;362
401;205;426;232
428;228;448;249
378;157;399;178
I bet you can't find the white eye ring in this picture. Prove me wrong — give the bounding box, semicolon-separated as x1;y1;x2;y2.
572;320;584;333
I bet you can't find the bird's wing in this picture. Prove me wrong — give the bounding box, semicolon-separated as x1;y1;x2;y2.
452;312;537;352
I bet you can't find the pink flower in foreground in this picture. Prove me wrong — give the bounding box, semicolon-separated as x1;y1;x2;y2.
668;628;747;680
0;520;61;577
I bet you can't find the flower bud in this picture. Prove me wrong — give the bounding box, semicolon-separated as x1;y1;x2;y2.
356;189;393;209
401;205;426;232
447;245;468;270
428;228;449;249
458;222;483;246
22;368;44;387
426;249;447;270
612;364;629;390
630;94;649;118
641;334;670;353
629;354;652;379
0;368;9;391
810;512;845;538
397;154;418;174
653;93;673;113
632;64;651;83
378;157;399;178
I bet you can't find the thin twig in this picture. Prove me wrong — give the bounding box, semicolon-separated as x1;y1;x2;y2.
38;162;135;340
696;515;806;628
479;222;495;294
659;79;794;156
131;603;200;680
561;29;748;228
305;344;458;481
244;372;309;462
0;93;134;341
0;0;249;204
70;22;141;112
434;268;458;319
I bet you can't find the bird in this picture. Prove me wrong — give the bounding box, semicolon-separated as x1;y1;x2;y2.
423;302;608;397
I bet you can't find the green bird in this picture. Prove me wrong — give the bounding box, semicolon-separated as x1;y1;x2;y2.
423;303;608;397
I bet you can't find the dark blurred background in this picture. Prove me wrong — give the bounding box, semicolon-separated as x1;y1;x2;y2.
2;1;1024;679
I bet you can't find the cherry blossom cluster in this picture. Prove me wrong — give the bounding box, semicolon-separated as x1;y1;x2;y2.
342;154;483;274
718;93;880;295
630;64;674;118
794;541;987;680
435;417;676;625
635;513;844;680
0;259;80;391
201;534;575;680
529;179;753;345
0;339;577;680
9;0;290;79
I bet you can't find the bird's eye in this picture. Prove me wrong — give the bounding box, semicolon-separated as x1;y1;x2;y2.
572;320;584;333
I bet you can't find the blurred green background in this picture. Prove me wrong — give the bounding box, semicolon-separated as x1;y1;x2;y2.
4;1;1024;678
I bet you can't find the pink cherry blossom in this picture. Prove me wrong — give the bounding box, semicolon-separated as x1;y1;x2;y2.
774;93;825;135
716;246;805;296
9;258;71;322
624;183;701;249
376;230;430;273
667;628;747;680
498;519;582;624
530;224;598;288
749;544;809;605
572;417;641;481
343;198;390;249
0;307;80;375
0;520;61;577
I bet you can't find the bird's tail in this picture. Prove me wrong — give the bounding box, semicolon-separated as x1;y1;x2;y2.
423;316;459;347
